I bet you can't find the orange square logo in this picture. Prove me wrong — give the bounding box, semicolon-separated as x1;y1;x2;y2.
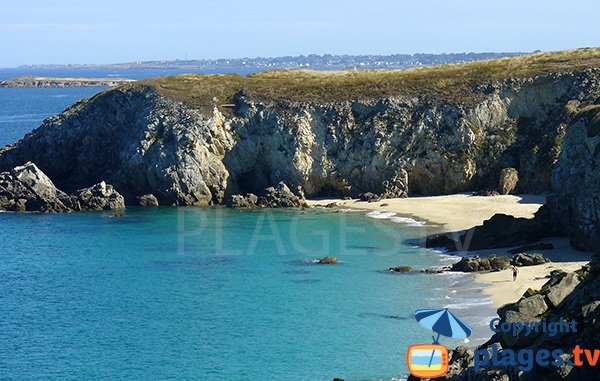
406;344;449;378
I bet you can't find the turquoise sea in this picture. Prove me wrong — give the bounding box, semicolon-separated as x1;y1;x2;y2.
0;77;495;380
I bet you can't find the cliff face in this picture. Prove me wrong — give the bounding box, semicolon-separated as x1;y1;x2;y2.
549;106;600;251
1;68;599;207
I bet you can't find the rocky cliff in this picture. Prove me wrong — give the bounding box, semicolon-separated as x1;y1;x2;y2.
0;49;599;209
548;106;600;251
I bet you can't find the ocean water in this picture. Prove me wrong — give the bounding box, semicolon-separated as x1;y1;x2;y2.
0;208;484;380
0;75;495;381
0;87;106;147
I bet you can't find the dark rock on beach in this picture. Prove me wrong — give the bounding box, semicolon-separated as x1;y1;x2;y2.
450;254;511;272
498;167;519;195
472;189;500;197
510;252;550;267
426;206;556;252
358;192;380;202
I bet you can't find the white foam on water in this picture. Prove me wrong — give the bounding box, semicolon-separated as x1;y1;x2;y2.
444;299;493;310
366;211;397;219
390;216;426;226
365;210;427;227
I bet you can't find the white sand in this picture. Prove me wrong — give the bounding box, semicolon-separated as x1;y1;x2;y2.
307;194;592;309
475;261;588;308
307;193;546;232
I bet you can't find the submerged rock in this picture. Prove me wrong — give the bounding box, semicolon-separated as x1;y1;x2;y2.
388;266;412;273
317;256;338;264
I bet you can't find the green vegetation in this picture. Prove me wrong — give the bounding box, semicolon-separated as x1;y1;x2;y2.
137;48;600;111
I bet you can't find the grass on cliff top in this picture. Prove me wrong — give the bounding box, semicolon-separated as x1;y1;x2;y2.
139;48;600;111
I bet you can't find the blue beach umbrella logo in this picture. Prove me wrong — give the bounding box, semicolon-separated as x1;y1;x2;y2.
415;308;472;343
406;308;472;378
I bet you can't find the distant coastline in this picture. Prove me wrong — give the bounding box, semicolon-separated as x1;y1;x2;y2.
0;76;134;88
10;51;527;71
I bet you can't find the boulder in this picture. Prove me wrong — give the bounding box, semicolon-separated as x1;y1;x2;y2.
497;294;548;347
259;182;306;208
424;233;459;250
546;272;581;308
228;193;259;208
318;256;338;264
380;169;409;199
138;193;159;207
0;163;125;212
358;192;380;202
450;255;511;272
473;189;500;197
71;181;126;211
421;266;452;274
511;252;550;266
498;167;518;195
581;301;600;318
425;206;556;252
0;162;72;212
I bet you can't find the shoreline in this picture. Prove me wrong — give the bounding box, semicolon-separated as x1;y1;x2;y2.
306;193;546;232
308;193;593;312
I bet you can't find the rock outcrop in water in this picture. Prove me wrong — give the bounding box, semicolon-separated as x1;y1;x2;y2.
227;181;307;208
1;51;599;209
0;162;124;212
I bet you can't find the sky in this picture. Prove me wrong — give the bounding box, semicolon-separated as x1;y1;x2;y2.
1;0;599;67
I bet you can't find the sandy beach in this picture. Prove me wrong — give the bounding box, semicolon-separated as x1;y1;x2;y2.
306;193;546;232
474;261;589;308
308;194;592;310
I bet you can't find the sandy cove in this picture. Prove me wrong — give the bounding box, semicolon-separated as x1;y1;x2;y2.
307;194;592;309
306;193;546;232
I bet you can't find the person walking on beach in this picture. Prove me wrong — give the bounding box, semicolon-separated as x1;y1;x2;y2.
512;265;519;281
